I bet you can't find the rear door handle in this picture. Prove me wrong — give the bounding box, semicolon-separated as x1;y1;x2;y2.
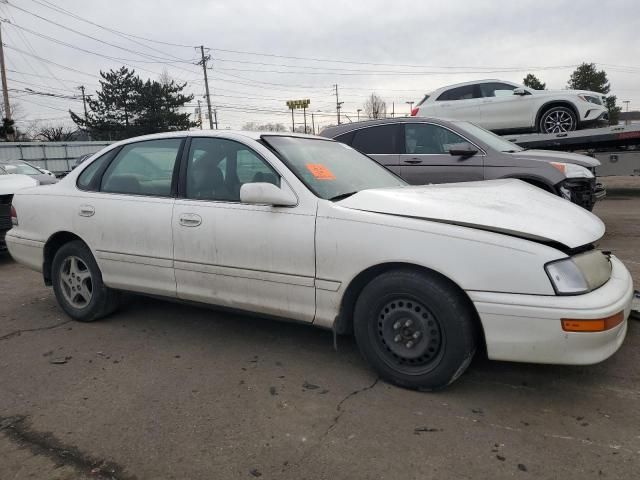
403;159;423;164
179;213;202;227
79;205;94;217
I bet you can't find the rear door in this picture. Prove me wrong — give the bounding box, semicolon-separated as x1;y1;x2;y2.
400;122;484;184
73;138;183;297
346;124;401;175
434;84;483;123
478;82;534;131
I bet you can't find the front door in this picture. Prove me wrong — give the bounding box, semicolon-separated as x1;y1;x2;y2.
400;123;484;184
172;136;317;322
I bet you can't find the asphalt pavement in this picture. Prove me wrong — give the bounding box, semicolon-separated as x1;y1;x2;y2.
1;177;639;480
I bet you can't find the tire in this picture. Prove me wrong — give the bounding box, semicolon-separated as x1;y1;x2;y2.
353;269;478;391
51;240;120;322
538;106;577;134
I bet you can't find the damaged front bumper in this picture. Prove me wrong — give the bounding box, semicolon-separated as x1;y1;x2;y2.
557;177;605;210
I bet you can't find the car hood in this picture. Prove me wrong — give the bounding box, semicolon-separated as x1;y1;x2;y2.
338;179;604;249
0;174;39;195
510;149;600;168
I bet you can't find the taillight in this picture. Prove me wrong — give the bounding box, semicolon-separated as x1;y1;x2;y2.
10;205;18;226
411;107;419;116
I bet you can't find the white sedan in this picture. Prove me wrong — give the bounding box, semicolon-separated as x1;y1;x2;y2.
412;79;609;134
6;131;633;390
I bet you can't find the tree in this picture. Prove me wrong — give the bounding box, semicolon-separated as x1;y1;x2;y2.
364;93;386;119
567;63;621;125
523;73;546;90
70;66;195;140
36;124;76;141
0;117;15;141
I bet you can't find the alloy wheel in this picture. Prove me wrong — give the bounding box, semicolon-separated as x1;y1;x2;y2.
59;255;93;309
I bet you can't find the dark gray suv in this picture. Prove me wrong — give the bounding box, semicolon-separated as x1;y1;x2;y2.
321;117;604;210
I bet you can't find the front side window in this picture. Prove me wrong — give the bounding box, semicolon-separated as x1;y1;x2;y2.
479;82;517;98
405;124;467;154
351;124;399;154
263;136;405;200
100;139;181;196
437;85;479;101
185;137;280;202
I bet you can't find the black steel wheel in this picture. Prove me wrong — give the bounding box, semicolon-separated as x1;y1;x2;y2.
353;269;478;390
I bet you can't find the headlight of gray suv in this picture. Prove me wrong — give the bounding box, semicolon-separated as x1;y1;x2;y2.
545;250;612;295
550;162;594;179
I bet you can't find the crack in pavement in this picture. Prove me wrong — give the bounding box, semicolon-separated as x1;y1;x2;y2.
323;376;380;438
0;320;71;341
0;415;136;480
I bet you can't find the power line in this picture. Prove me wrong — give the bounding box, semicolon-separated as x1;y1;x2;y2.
3;45;97;77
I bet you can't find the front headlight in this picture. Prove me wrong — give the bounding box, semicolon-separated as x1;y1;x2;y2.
578;94;602;105
550;162;594;179
545;250;612;295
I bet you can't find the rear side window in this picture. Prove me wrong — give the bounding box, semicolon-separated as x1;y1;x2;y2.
100;139;181;196
437;85;479;101
77;150;118;191
351;125;399;154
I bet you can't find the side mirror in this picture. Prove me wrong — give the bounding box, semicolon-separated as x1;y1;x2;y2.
513;87;527;96
448;143;478;157
240;182;297;206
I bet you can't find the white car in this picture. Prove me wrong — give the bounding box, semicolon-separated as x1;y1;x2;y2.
412;79;609;134
0;171;38;252
6;131;633;390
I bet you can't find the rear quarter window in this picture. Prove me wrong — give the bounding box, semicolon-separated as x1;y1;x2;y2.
351;125;400;154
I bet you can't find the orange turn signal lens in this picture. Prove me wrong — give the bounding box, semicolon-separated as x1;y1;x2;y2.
561;311;625;332
550;162;566;174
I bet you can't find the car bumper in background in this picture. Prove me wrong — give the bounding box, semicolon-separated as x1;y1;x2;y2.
470;256;633;365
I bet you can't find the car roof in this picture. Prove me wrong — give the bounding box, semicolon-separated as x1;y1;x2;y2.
319;117;457;138
109;129;324;148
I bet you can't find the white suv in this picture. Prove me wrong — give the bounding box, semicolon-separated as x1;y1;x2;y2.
412;79;608;134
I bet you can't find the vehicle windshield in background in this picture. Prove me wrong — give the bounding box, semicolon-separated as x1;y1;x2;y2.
0;162;42;175
263;136;406;200
455;121;524;153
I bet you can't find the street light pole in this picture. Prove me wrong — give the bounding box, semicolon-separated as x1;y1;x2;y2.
357;109;362;121
406;101;414;116
623;100;630;125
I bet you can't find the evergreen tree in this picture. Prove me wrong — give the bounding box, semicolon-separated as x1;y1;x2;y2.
567;63;621;125
522;73;546;90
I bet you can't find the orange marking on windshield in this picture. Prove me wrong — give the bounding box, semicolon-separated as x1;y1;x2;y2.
306;163;336;180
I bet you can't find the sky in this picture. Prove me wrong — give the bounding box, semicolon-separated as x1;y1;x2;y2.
1;0;639;132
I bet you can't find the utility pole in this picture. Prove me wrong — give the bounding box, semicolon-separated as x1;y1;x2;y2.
197;99;203;129
290;108;295;132
213;109;218;130
198;45;214;129
311;113;315;135
303;105;307;133
357;109;362;121
391;102;395;118
78;85;88;120
334;84;343;125
0;22;13;139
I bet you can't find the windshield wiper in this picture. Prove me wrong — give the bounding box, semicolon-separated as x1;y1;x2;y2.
329;191;358;201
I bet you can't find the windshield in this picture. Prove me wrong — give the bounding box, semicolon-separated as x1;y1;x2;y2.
263;136;406;200
454;121;523;153
1;162;42;175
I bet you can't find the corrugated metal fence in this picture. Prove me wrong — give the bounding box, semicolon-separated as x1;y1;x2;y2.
0;141;113;174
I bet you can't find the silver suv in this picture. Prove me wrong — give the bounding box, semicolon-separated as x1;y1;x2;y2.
321;117;604;210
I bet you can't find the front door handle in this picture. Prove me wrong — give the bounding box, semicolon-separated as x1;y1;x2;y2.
79;205;95;217
403;159;423;164
179;213;202;227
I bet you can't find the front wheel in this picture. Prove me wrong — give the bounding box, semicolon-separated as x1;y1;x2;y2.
52;240;120;322
353;269;478;391
538;106;577;134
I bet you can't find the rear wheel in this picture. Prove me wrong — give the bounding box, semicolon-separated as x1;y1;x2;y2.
52;240;119;322
538;106;577;134
353;269;478;390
